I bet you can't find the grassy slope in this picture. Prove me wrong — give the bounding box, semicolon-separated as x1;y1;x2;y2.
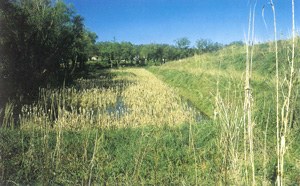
148;40;300;184
148;40;300;119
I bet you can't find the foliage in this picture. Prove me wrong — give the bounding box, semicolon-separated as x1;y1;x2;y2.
195;39;223;54
95;42;195;67
0;0;97;104
227;40;245;46
93;37;224;68
175;37;191;49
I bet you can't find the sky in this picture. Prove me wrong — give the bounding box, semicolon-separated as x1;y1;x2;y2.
64;0;300;45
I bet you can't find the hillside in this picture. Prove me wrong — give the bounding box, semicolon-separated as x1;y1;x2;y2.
148;40;300;118
148;40;300;184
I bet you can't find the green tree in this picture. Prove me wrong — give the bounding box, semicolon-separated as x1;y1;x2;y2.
120;42;134;64
0;0;91;102
175;37;191;49
196;39;223;53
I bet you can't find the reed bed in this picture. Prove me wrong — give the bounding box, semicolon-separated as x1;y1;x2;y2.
1;68;207;185
20;68;198;131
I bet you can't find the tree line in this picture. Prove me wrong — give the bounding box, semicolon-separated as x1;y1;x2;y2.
95;42;192;67
93;37;225;67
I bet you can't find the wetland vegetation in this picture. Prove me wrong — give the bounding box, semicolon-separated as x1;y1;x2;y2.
1;0;299;185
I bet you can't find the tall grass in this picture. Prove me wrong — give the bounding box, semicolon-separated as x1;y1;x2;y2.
0;68;206;184
244;2;257;184
1;101;15;129
19;68;198;131
1;119;220;184
148;1;299;183
215;89;244;184
275;0;297;185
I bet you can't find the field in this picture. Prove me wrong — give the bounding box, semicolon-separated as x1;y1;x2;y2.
1;41;300;185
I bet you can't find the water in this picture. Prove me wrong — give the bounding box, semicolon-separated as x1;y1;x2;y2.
105;95;207;122
185;98;208;122
106;96;129;117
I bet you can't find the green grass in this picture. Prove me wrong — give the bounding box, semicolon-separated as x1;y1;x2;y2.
147;41;300;184
0;122;222;185
1;118;299;185
148;40;300;119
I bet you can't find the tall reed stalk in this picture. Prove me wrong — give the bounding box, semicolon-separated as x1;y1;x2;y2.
269;1;281;184
278;0;296;185
244;1;257;185
2;102;14;129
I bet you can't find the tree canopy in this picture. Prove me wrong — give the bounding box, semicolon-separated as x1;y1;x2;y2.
0;0;97;102
95;42;196;67
196;39;223;53
175;37;191;49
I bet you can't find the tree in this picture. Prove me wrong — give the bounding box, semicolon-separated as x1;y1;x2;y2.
227;41;244;46
120;42;134;63
196;39;223;53
0;0;92;103
175;37;191;49
95;41;196;67
84;31;98;59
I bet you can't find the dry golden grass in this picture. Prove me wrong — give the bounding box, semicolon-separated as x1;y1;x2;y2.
20;68;197;130
121;69;196;126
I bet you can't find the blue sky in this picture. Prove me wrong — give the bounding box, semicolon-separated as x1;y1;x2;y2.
64;0;300;45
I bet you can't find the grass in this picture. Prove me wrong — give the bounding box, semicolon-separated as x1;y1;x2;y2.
148;40;299;119
1;38;299;184
148;39;300;184
0;67;206;185
20;68;199;131
1;121;221;185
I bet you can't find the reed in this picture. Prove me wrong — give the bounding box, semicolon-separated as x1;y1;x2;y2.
19;68;197;131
